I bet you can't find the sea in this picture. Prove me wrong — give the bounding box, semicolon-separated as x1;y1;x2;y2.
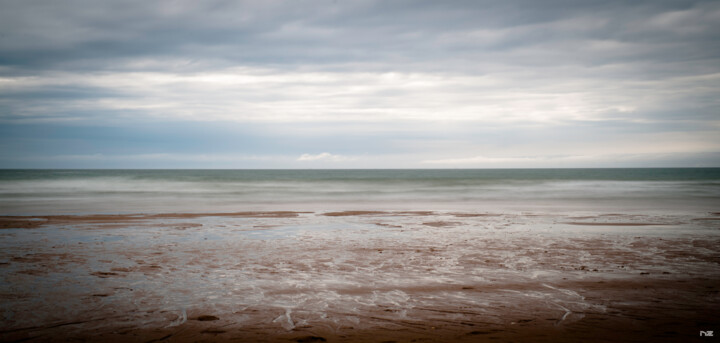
0;168;719;215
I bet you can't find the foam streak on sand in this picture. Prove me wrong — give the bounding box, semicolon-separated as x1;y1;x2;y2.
0;210;719;342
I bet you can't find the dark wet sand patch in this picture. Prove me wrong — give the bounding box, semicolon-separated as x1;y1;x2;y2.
91;271;120;278
148;211;309;219
422;221;461;227
450;213;503;217
562;222;668;226
0;217;48;229
0;212;310;229
16;269;46;276
599;213;644;217
153;222;204;228
323;211;387;216
566;216;598;220
323;211;434;217
375;223;403;228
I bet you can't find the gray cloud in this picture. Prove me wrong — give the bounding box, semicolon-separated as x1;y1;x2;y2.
1;0;718;71
0;0;718;167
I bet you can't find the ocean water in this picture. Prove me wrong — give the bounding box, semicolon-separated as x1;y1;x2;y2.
0;169;719;215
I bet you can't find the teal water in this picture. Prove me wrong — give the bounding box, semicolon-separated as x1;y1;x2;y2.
1;169;719;214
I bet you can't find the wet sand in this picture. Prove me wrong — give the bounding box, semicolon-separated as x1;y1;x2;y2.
0;211;719;342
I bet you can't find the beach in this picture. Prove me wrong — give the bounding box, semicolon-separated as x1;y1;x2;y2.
0;169;719;342
1;209;719;342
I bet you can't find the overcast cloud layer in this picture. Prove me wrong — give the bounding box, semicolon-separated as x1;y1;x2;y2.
0;0;719;168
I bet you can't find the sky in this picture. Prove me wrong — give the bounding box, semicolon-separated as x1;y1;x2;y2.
0;0;719;168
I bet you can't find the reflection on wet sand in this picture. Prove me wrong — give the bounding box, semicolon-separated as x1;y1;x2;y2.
0;211;719;342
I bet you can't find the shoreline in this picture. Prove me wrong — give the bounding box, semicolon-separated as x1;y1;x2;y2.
2;209;718;227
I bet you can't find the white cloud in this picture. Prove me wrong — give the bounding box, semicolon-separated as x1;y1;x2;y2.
421;155;589;165
297;152;353;162
2;66;697;125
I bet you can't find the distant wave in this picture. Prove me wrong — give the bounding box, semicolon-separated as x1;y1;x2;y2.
1;169;718;215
